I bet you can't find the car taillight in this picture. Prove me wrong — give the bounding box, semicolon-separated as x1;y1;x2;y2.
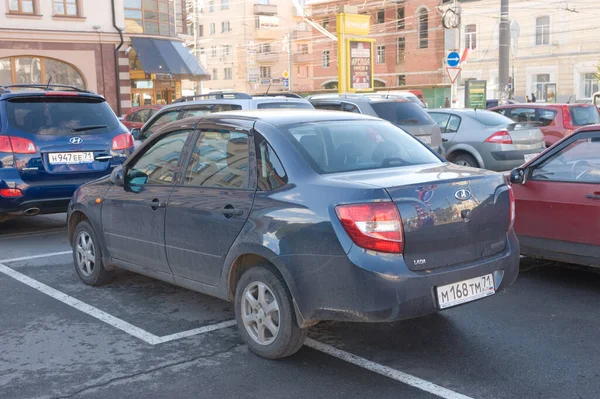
561;106;574;129
508;186;515;231
111;133;134;150
485;130;513;145
0;188;23;197
335;202;404;253
0;136;36;154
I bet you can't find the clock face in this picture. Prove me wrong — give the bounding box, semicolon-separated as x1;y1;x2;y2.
443;9;460;29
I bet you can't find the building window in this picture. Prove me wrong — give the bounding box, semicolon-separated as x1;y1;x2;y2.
210;23;216;35
223;45;231;56
397;75;406;86
534;73;551;101
536;16;550;46
221;0;229;10
322;50;330;68
465;24;477;50
322;19;330;30
224;68;232;80
0;56;85;89
418;8;428;49
376;45;385;64
260;66;272;78
211;46;217;57
212;68;218;80
259;43;271;53
397;7;405;30
125;0;176;36
396;38;405;64
53;0;78;16
199;25;204;36
377;9;385;24
222;21;231;33
209;0;214;12
299;44;308;54
583;73;599;98
8;0;35;14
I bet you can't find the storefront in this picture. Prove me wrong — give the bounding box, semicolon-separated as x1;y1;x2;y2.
128;37;209;106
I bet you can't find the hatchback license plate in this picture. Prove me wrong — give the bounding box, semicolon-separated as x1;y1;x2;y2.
436;273;495;309
524;153;539;163
49;152;94;164
419;135;432;145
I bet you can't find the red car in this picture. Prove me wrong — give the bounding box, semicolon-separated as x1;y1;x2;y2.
121;105;163;131
509;125;600;267
490;103;600;147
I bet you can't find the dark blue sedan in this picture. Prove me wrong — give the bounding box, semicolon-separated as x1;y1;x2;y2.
0;84;134;223
67;110;519;359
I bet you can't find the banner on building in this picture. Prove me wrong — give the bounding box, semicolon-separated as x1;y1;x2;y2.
346;39;374;92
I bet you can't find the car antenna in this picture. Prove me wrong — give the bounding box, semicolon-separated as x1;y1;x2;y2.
45;77;52;91
265;83;271;96
386;87;391;99
567;94;572;104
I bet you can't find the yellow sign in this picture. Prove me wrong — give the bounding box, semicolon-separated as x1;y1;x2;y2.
283;71;289;78
336;13;370;36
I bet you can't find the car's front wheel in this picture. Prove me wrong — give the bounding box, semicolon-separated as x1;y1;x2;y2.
235;266;307;359
72;220;113;286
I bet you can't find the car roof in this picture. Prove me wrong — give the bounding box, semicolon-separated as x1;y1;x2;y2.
573;123;600;133
308;95;403;105
190;109;381;126
0;84;102;100
158;96;311;112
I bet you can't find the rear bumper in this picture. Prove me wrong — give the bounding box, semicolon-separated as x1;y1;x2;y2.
278;231;520;323
481;149;542;171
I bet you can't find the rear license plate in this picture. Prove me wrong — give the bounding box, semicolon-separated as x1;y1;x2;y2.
49;152;94;164
419;135;432;145
436;273;495;309
524;153;539;162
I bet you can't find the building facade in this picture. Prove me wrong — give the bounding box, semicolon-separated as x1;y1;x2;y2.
0;0;130;114
456;0;600;104
294;0;449;106
194;0;297;94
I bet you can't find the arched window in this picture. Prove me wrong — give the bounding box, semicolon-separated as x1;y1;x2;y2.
323;81;338;90
418;8;428;49
0;56;85;89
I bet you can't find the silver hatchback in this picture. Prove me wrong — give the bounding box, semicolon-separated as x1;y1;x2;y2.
428;109;545;171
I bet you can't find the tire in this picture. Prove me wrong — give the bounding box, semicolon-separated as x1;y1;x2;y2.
234;265;307;359
72;220;113;286
452;153;479;168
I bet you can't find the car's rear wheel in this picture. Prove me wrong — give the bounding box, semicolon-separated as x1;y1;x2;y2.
72;221;113;286
235;266;307;359
452;153;478;168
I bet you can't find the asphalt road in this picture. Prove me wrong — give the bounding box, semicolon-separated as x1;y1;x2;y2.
1;215;599;399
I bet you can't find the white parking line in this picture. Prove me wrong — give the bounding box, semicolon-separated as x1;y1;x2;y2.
1;251;473;398
305;338;473;399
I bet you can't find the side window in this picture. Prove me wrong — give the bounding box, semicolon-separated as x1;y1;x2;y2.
184;129;250;189
126;130;191;187
531;137;600;183
537;109;557;126
131;109;151;123
446;115;461;132
341;102;360;113
256;135;287;191
509;108;536;123
125;111;138;122
429;113;450;132
493;108;507;116
312;102;341;111
142;110;181;139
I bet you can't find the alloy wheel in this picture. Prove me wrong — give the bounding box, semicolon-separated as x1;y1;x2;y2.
241;281;280;346
76;231;96;277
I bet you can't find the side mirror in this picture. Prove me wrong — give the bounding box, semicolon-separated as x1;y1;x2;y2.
109;166;125;187
131;128;141;140
509;168;524;184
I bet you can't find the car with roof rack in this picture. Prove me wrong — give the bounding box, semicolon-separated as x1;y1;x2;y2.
132;91;314;146
0;84;133;223
306;94;443;154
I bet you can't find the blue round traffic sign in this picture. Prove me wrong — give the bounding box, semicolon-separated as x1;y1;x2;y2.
447;51;460;67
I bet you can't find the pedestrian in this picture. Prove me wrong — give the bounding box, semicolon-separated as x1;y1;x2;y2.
526;95;530;103
444;97;451;108
531;92;536;103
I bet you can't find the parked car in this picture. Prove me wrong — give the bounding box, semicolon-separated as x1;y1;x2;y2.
307;95;443;154
364;91;426;108
121;105;163;131
131;92;314;146
428;109;545;171
0;84;133;223
508;125;600;267
486;99;517;109
68;110;519;359
490;103;600;147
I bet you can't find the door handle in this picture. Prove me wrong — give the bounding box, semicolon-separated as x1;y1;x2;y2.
95;154;113;162
586;192;600;200
220;205;243;218
442;138;449;142
150;198;166;210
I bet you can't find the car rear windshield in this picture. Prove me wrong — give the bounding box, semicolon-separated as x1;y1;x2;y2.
281;120;441;174
370;102;435;125
569;105;600;126
6;97;120;135
257;102;313;109
468;110;514;126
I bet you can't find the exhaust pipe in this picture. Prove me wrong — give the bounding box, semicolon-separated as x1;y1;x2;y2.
23;208;41;216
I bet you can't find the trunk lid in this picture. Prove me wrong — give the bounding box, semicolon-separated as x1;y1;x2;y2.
331;163;511;270
506;123;545;146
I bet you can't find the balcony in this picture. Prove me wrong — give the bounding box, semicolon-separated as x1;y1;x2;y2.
254;4;277;15
256;52;279;63
293;53;312;63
